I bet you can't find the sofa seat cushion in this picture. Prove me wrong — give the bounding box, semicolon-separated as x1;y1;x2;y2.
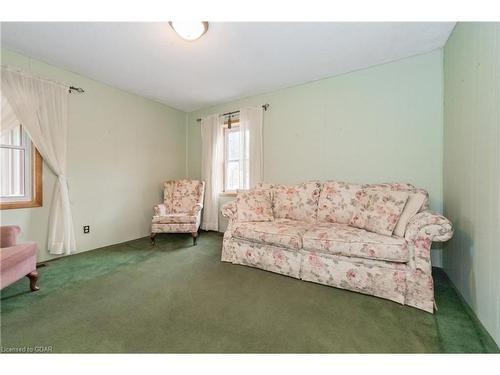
233;220;310;250
302;223;408;262
152;214;197;224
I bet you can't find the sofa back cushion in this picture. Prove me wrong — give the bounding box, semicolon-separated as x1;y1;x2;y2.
273;182;321;222
349;189;409;236
236;189;274;222
317;181;363;224
255;182;275;190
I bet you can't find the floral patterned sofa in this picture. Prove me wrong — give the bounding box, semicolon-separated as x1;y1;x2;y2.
221;181;453;313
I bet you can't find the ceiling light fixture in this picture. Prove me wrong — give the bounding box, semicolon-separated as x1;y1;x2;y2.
169;21;209;41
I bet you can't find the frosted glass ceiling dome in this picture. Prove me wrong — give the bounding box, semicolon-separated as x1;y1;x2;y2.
169;22;208;41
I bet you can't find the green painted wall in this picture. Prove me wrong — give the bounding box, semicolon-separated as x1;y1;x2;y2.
3;27;498;345
0;48;187;262
187;50;445;265
443;23;500;346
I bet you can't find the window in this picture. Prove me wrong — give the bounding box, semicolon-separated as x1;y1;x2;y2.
223;122;249;193
0;124;43;209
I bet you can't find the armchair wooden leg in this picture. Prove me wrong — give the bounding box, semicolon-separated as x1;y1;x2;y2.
150;232;157;246
27;270;39;292
191;232;198;246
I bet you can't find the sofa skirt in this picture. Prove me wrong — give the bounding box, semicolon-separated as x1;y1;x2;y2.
229;239;302;279
222;237;434;313
300;250;407;305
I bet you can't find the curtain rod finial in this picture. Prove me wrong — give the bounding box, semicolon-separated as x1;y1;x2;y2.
69;86;85;93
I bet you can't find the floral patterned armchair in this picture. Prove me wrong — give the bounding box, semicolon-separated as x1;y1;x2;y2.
151;180;205;245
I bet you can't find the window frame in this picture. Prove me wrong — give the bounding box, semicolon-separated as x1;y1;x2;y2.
223;122;240;195
0;126;43;210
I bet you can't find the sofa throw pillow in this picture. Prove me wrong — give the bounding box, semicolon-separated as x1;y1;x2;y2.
364;183;430;214
392;190;428;237
273;182;321;222
317;181;363;224
349;189;409;236
236;189;274;222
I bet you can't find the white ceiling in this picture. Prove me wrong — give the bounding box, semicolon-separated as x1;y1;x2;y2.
1;22;455;112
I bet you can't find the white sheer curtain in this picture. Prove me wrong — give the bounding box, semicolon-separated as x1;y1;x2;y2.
239;107;264;188
0;94;20;134
200;114;223;231
1;68;76;255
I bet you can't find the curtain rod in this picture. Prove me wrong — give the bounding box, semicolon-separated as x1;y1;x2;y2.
1;65;85;94
196;103;269;122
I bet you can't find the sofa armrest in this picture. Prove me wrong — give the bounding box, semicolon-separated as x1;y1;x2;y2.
221;200;237;221
191;203;203;215
153;203;169;217
404;211;452;274
405;211;453;243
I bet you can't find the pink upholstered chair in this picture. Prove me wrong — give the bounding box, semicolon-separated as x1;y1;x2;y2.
151;179;205;246
0;226;39;291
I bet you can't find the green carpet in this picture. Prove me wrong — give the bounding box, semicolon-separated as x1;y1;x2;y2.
1;231;498;353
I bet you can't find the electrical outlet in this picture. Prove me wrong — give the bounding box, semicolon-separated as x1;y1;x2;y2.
83;225;90;234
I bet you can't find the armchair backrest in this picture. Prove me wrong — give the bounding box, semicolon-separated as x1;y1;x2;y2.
164;180;205;214
1;225;21;248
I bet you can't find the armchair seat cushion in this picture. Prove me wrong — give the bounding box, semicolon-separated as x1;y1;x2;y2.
152;214;198;224
233;220;310;250
151;223;199;233
302;223;408;263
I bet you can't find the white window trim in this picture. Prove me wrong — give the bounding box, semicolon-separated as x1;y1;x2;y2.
0;125;33;203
